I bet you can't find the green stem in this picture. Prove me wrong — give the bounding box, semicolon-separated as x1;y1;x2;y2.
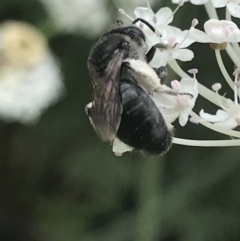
135;156;163;241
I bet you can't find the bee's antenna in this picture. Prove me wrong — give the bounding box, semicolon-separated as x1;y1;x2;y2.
132;18;155;33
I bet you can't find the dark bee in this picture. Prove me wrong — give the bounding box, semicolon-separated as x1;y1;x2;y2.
117;79;172;155
86;19;172;154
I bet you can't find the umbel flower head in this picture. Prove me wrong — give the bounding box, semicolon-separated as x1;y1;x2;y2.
112;0;240;155
0;21;64;124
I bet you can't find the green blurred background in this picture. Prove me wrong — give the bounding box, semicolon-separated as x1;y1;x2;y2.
0;0;240;241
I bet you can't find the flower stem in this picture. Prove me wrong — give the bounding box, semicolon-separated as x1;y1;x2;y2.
232;43;240;60
215;49;234;90
173;137;240;147
204;1;218;20
135;157;163;241
226;45;240;69
225;7;231;21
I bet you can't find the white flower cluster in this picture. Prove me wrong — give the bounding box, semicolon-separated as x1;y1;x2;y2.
0;21;64;124
114;0;240;155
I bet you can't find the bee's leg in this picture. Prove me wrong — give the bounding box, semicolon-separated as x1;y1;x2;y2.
154;66;168;84
132;18;155;33
146;46;156;63
146;43;167;63
85;102;93;117
85;102;97;131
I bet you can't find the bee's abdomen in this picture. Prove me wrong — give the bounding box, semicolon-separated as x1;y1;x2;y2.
117;79;172;155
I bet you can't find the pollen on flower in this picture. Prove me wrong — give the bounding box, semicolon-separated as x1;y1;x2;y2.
153;15;157;24
118;8;125;14
188;68;198;79
191;18;199;28
212;83;222;91
188;68;198;74
171;80;181;92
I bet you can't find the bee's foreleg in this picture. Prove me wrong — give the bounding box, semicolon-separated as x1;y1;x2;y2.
153;66;168;84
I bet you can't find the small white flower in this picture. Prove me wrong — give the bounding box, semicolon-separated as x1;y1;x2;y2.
211;0;240;18
200;107;240;129
190;19;240;43
146;25;195;68
0;21;64;124
134;6;174;27
152;73;199;127
200;77;240;129
119;2;194;68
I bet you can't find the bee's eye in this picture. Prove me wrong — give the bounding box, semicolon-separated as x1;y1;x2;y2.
106;26;145;42
124;26;145;41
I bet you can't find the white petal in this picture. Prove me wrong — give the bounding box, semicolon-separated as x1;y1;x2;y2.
190;27;210;43
227;29;240;42
145;33;160;46
149;50;170;68
180;78;198;97
227;3;240;19
134;7;154;24
160;25;181;41
177;30;196;48
159;107;179;124
179;109;190;126
155;7;173;25
171;49;194;62
152;91;177;108
214;118;238;129
211;0;227;8
204;19;240;43
112;138;133;155
199;109;229;122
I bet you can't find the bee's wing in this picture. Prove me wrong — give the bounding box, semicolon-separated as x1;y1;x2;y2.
88;49;125;142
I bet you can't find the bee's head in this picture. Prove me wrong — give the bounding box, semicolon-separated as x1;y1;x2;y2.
88;24;147;74
105;25;145;44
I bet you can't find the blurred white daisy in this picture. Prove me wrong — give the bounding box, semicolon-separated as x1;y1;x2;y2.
0;21;64;124
39;0;111;37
